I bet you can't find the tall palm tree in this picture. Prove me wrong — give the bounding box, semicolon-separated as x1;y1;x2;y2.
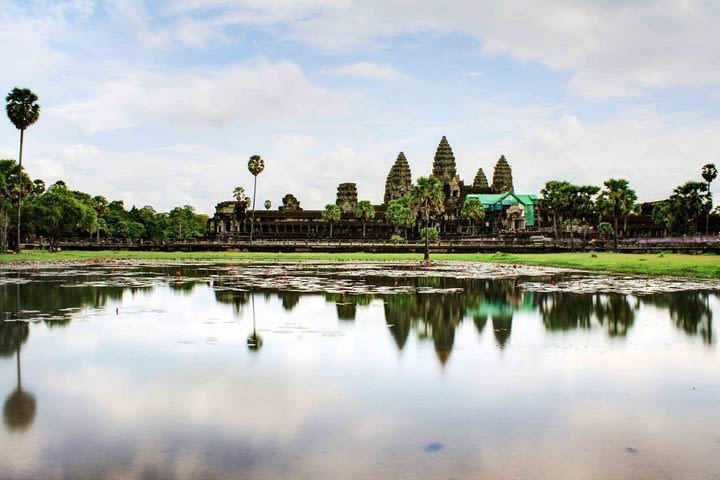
408;176;444;262
354;200;375;238
5;88;40;252
702;163;717;235
596;178;637;251
247;155;265;243
322;204;341;238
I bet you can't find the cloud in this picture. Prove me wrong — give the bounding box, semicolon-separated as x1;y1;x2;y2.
327;62;409;81
169;0;720;98
53;60;346;133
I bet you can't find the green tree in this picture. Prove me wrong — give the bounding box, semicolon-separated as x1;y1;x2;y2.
563;184;600;250
540;180;571;240
701;163;717;235
322;203;341;239
354;200;375;238
385;195;415;237
0;160;32;250
408;176;444;262
264;200;271;210
459;197;485;235
247;155;265;242
167;205;206;239
656;181;708;234
5;88;40;251
596;178;637;251
23;182;97;248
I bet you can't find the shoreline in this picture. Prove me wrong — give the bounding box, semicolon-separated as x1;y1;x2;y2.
1;250;720;279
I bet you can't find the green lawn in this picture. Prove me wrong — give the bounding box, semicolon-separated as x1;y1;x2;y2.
1;250;719;278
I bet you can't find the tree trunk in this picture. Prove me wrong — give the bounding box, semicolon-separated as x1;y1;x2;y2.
553;213;558;241
570;220;575;252
424;206;430;262
16;129;24;252
613;216;619;251
329;223;333;239
362;221;366;238
250;175;257;243
706;181;712;235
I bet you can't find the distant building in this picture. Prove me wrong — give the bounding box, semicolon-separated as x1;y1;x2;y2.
208;136;538;238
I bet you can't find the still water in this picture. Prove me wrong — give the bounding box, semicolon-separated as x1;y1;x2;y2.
1;262;719;479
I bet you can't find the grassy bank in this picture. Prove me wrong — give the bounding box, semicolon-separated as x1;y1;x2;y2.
1;250;719;279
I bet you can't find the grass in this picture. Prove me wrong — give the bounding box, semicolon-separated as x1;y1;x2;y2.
1;250;719;279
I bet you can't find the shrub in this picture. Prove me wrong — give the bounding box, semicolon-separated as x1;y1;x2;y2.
420;226;439;243
390;234;405;244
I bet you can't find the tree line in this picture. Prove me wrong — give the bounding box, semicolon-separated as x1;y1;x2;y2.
540;163;716;250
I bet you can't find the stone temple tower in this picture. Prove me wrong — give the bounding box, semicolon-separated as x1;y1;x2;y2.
491;155;514;193
383;152;412;204
473;168;489;190
431;136;457;183
336;183;358;213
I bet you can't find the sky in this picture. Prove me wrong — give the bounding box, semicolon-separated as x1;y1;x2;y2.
1;0;719;214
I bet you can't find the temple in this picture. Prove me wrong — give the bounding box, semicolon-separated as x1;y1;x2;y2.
208;136;539;239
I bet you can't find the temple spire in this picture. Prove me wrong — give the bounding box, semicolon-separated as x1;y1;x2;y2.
473;168;489;189
491;155;514;193
431;136;457;183
383;151;412;203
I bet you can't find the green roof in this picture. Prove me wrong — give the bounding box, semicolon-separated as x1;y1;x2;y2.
465;192;539;226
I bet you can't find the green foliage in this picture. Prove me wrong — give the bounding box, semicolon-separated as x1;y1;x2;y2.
248;155;265;176
597;222;614;239
702;163;717;185
460;197;485;222
420;226;439;243
596;178;637;220
23;182;97;245
386;196;415;232
354;200;375;221
233;187;246;202
390;234;405;244
408;176;444;221
654;181;708;234
5;88;40;131
321;204;341;223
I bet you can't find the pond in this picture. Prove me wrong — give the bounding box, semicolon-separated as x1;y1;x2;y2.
1;262;719;479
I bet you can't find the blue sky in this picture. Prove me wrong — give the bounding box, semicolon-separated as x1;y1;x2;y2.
1;0;719;213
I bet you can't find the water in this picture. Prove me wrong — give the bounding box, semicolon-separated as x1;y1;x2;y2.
1;262;719;479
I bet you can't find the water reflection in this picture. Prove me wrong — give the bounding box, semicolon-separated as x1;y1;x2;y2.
1;264;719;479
0;322;35;432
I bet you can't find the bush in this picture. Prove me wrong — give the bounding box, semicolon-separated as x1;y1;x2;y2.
420;226;439;243
598;222;614;239
390;234;405;244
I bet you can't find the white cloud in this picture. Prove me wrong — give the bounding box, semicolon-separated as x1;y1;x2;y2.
327;62;409;81
169;0;720;98
53;60;346;133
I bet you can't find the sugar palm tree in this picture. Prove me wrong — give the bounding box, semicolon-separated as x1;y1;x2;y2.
354;200;375;238
596;178;637;251
702;163;717;235
408;176;444;262
264;200;271;210
322;204;341;238
247;155;265;242
6;88;40;252
460;197;485;235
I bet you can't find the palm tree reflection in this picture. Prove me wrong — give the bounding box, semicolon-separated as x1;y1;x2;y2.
247;293;263;352
1;322;36;432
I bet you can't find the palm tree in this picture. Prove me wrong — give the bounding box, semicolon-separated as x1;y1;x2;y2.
354;200;375;238
264;200;271;210
596;178;637;251
460;197;485;235
6;88;40;252
702;163;717;235
247;155;265;243
408;176;444;262
322;204;341;238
